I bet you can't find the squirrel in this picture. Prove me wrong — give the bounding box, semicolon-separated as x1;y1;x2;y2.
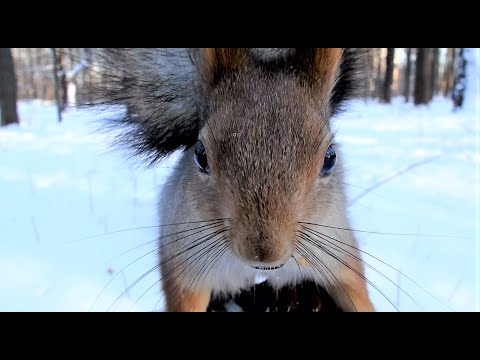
89;48;374;312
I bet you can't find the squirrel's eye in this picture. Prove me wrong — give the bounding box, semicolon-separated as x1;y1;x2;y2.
321;145;336;176
194;141;209;173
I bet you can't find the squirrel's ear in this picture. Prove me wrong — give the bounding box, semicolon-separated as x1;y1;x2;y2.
293;48;343;86
292;48;367;116
197;48;366;116
290;49;343;115
84;48;202;165
329;48;368;116
199;48;249;86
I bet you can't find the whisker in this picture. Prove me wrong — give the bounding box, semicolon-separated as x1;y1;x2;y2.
296;240;342;296
90;226;228;311
294;242;329;287
133;238;228;312
299;232;399;311
107;263;160;312
198;245;230;293
69;218;230;244
301;224;454;311
188;240;230;295
128;274;162;312
338;181;385;200
153;242;233;312
101;221;225;264
138;177;193;199
181;238;228;295
300;228;422;310
291;253;305;280
296;238;358;311
107;228;228;312
299;221;466;239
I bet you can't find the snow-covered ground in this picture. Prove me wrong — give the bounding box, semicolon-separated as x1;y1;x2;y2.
1;50;478;312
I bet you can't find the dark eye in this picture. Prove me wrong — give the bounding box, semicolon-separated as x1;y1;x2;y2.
321;145;336;176
194;141;209;173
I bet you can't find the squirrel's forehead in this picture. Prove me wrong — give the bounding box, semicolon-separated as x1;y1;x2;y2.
203;97;330;139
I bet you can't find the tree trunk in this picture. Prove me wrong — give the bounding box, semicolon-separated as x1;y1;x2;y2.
375;48;384;99
430;48;440;98
368;48;376;98
51;48;62;122
404;48;412;102
363;49;373;98
442;48;455;96
382;48;395;103
414;48;432;105
0;48;20;126
452;48;467;108
425;48;434;101
26;48;38;98
35;48;46;100
55;49;68;111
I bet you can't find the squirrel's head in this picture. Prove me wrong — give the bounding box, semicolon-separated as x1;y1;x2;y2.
92;48;366;268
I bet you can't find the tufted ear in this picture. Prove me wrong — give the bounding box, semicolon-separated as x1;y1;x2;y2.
197;48;366;116
290;48;367;115
328;48;368;116
82;48;203;165
81;48;366;165
198;48;342;89
198;48;249;86
291;48;343;99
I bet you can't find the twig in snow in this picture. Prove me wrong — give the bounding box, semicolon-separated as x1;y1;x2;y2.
31;216;40;243
349;154;445;206
447;280;462;303
121;272;130;300
87;172;94;216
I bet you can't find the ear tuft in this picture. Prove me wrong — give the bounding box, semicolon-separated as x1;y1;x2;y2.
199;48;248;85
292;48;344;98
82;48;202;165
330;48;368;116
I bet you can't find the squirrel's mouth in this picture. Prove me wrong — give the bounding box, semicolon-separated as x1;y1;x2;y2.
253;263;285;271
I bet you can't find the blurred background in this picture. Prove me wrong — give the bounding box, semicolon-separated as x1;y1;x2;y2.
2;48;470;121
0;48;478;312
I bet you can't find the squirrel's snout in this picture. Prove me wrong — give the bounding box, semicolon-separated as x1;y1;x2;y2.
233;230;292;268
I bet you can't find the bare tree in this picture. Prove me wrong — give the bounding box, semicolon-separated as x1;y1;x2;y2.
368;49;376;98
404;48;412;102
430;48;440;99
442;48;456;96
51;48;62;122
382;48;395;103
26;48;38;98
0;48;19;126
363;49;374;98
414;48;433;105
452;48;467;108
375;48;384;99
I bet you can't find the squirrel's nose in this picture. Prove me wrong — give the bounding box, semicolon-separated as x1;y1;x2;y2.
236;231;291;268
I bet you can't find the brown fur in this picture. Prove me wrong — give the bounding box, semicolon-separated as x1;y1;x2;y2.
200;48;248;85
204;72;329;265
332;257;375;312
163;278;211;312
200;48;343;94
309;48;343;98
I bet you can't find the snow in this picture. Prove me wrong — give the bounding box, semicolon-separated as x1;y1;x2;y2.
255;273;268;285
335;96;476;312
1;49;478;312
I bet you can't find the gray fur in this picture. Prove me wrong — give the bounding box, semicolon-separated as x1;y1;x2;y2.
249;48;294;61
